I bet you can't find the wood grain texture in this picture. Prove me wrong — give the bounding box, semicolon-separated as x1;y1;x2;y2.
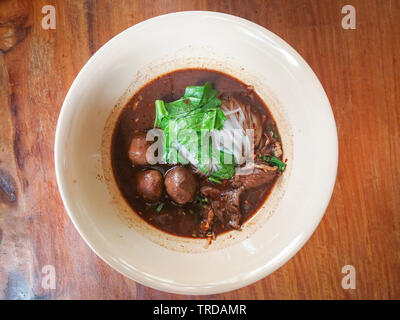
0;0;399;299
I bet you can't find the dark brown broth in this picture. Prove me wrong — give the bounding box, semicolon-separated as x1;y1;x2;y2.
111;69;280;238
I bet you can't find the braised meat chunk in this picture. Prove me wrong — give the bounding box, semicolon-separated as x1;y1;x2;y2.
232;162;279;190
200;186;244;230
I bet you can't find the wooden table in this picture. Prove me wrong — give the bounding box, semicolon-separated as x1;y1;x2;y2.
0;0;399;300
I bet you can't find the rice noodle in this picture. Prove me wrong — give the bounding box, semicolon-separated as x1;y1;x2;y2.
217;97;261;165
179;97;262;176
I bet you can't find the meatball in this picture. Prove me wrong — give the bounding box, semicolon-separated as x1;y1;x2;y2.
128;132;152;165
164;166;198;205
136;170;163;201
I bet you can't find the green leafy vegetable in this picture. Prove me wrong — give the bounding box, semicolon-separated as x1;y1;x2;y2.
154;100;168;128
259;154;286;172
209;151;235;179
154;82;236;179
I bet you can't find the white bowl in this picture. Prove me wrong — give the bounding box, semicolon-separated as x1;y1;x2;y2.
55;11;338;295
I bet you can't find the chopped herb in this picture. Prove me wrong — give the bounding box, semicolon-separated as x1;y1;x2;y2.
196;195;208;205
155;203;164;212
259;154;287;172
271;127;281;142
209;176;222;184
